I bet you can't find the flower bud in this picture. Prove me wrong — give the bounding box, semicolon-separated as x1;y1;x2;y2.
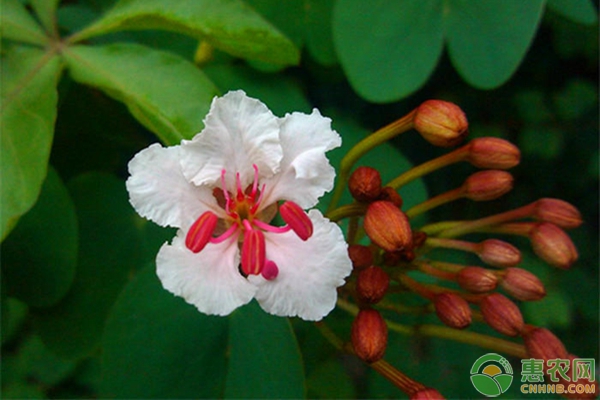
410;388;445;399
467;137;520;169
356;266;390;304
500;268;545;301
479;293;524;336
477;239;522;268
351;309;388;363
463;170;514;201
434;293;472;329
456;266;498;293
413;100;468;147
533;198;582;229
378;186;403;208
364;201;413;252
349;166;382;202
522;326;567;361
529;223;578;269
348;245;373;270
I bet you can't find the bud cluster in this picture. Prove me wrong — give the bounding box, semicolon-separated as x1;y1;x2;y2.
334;99;583;398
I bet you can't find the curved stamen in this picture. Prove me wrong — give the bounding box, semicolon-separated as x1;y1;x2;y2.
250;184;266;214
209;224;240;244
253;219;292;234
250;164;260;200
235;172;244;202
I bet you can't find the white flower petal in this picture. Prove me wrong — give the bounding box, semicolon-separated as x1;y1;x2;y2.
157;231;256;316
261;109;341;209
250;210;352;321
126;143;220;228
180;90;283;189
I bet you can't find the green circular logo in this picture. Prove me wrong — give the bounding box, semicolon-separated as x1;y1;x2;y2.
470;353;513;397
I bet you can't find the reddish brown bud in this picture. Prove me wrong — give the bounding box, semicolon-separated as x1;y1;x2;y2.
522;326;567;361
533;198;582;229
378;186;403;208
529;223;578;269
349;166;382;202
348;245;374;270
463;170;514;201
356;266;390;304
500;268;546;301
351;309;388;363
413;100;468;147
364;201;413;252
467;137;521;169
410;388;446;399
456;266;498;293
477;239;522;268
434;293;472;329
480;293;524;336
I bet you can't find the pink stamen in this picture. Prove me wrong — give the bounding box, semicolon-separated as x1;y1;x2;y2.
235;172;244;202
250;183;266;214
250;164;260;200
185;211;218;253
253;219;292;234
241;227;266;276
209;224;239;244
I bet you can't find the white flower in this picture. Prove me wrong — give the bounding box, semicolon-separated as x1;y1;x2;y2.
126;90;352;321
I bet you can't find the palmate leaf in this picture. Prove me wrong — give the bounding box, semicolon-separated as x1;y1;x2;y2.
71;0;300;66
63;43;219;145
30;0;61;34
0;0;49;45
333;0;545;102
0;44;62;240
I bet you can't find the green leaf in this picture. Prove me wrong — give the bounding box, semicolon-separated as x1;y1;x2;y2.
101;265;229;398
1;167;78;308
63;43;219;145
304;0;338;66
0;44;62;241
30;0;60;34
0;0;49;45
225;301;305;398
547;0;598;25
444;0;546;89
72;0;300;66
32;172;145;359
333;0;444;103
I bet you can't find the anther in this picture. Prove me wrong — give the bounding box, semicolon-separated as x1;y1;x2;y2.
241;227;266;276
185;211;218;253
279;201;313;241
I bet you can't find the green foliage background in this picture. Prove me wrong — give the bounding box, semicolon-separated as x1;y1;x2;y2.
1;0;598;398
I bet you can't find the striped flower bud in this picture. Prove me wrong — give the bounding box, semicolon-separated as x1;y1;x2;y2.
348;245;374;270
529;223;578;269
413;100;468;147
463;170;514;201
533;198;582;229
434;293;472;329
356;266;390;304
478;239;522;268
364;201;413;252
351;309;388;363
480;293;524;336
500;268;546;301
456;266;498;293
349;166;382;202
522;326;567;361
378;186;403;208
467;137;521;169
